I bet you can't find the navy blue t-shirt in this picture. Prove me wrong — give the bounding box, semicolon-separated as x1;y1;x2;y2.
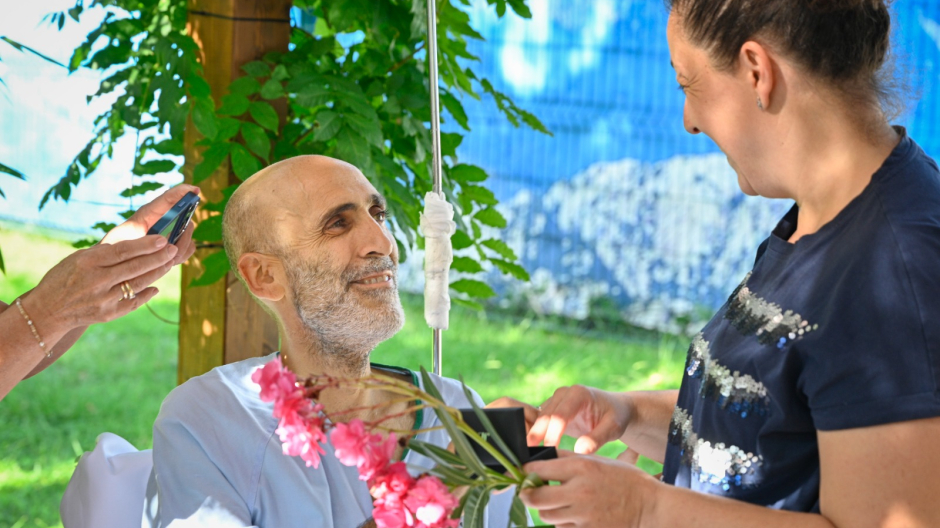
662;131;940;511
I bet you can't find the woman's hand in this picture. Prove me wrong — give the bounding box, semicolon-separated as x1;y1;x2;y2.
527;385;633;454
22;184;200;337
101;183;198;266
520;449;658;528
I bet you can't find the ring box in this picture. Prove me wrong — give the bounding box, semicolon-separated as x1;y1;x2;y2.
459;407;557;473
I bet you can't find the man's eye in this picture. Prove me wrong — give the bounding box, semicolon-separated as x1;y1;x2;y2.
373;209;388;222
328;217;347;229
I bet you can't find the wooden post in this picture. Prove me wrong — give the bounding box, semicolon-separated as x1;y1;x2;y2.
178;0;290;384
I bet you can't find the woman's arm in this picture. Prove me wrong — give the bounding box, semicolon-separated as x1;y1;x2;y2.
0;297;74;400
522;416;940;528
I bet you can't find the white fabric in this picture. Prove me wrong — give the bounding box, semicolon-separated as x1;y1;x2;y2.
420;191;456;330
60;432;154;528
144;353;519;528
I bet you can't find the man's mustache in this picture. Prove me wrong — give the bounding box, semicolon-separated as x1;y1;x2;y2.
343;257;397;284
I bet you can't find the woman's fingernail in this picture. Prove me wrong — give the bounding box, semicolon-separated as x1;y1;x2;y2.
167;245;179;258
155;236;167;248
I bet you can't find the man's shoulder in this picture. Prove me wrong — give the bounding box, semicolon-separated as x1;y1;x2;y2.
157;353;278;428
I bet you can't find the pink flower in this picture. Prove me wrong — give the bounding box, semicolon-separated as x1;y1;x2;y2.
403;476;458;527
252;358;301;405
253;358;328;468
276;411;327;467
373;485;415;528
332;419;399;481
332;420;372;467
371;461;415;500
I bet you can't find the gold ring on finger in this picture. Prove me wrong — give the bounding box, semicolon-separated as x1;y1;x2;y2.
120;280;136;301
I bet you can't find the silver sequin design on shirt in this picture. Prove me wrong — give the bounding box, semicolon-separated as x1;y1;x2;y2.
725;273;818;349
668;407;763;490
685;334;770;418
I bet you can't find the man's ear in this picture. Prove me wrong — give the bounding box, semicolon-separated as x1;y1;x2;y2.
739;40;776;110
237;252;287;302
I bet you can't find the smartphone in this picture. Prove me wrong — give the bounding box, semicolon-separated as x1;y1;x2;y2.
146;191;200;245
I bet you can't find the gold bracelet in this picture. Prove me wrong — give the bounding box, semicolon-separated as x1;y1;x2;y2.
14;298;51;358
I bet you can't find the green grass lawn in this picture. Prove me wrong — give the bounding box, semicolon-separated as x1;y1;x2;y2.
0;221;686;527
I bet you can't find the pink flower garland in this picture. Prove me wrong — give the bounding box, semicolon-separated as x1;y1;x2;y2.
253;358;459;528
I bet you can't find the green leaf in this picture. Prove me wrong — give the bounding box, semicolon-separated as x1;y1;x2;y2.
193;214;223;242
506;0;533;18
451;256;484;273
462;185;497;206
0;246;5;274
334;126;371;170
474;207;507;228
463;483;493;528
190;250;231;286
187;73;211;98
419;368;490;479
119;181;164;197
410;441;466;468
192;98;219;139
217;93;250;117
313;110;342;142
216;118;242;141
441;132;463;159
241;60;271;78
460;378;522;468
228;76;261;97
482;238;517;260
271;64;290;81
153;139;184;156
71;238;97;249
451;279;496;299
249;101;279;132
134;159;177;176
260;78;284;100
230;144;262;180
520;472;546;490
293;83;332;107
194;143;231;183
0;162;25;180
449;164;487;184
240;122;271;161
344;112;383;148
491;258;530;281
510;495;528;528
452;229;473;250
440;91;470;131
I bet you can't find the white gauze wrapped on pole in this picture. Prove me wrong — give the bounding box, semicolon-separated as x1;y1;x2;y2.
420;191;456;330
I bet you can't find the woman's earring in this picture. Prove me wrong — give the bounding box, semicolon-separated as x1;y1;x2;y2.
757;98;764;111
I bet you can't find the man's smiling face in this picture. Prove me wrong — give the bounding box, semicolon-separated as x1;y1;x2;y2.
272;157;405;363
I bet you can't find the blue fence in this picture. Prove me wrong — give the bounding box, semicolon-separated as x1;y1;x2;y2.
428;0;940;331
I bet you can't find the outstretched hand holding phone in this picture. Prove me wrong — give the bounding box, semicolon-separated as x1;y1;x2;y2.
0;184;200;401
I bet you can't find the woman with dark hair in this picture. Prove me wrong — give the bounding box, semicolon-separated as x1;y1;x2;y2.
520;1;940;526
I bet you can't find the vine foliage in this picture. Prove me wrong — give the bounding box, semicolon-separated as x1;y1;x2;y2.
37;0;549;306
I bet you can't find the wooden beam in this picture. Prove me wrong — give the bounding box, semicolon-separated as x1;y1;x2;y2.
179;0;289;384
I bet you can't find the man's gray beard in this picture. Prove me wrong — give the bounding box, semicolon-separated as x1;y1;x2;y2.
281;253;405;373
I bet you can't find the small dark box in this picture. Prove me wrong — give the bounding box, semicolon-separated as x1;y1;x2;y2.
459;407;557;473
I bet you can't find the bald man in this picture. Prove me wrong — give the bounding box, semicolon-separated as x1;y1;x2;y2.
143;156;517;528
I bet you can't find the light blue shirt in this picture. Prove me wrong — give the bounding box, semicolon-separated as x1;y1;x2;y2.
142;353;519;527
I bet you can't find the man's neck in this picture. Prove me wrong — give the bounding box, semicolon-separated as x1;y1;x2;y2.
278;328;413;428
